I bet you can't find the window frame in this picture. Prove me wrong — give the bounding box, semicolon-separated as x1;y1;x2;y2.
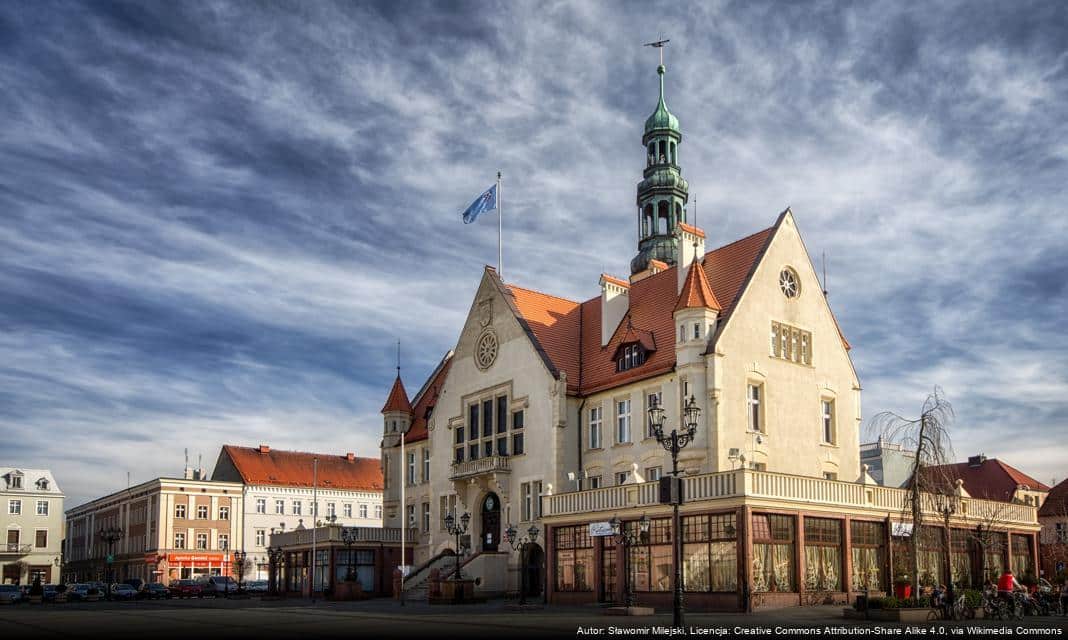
589;405;603;449
821;398;836;445
747;383;764;433
616;398;632;444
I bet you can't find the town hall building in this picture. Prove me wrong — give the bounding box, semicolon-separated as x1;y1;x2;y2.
379;59;1040;610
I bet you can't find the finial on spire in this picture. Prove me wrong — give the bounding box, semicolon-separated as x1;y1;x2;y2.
396;339;401;376
644;35;670;68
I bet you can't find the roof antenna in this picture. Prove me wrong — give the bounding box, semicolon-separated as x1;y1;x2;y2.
821;251;828;297
184;448;189;469
693;194;697;228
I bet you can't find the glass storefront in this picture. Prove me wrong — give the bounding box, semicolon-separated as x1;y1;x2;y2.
803;517;841;591
682;513;737;592
850;521;885;591
628;518;672;592
554;525;593;591
752;514;795;592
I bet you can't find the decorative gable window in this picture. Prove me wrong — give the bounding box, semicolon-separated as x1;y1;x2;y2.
8;473;22;490
36;478;48;491
616;344;647;372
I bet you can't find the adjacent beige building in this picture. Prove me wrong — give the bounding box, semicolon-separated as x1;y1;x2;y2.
2;467;64;584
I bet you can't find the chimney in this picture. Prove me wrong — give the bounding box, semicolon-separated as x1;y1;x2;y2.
183;467;194;480
967;454;986;468
599;274;630;347
346;452;355;462
258;444;271;454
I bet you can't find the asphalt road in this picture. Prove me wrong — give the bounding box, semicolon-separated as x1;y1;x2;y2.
1;598;1066;639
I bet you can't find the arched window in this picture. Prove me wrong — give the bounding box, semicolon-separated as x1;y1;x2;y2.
647;143;655;166
658;201;670;234
675;202;683;226
670;141;677;165
658;140;666;163
643;204;653;237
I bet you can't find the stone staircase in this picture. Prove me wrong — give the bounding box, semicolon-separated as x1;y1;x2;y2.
401;550;458;601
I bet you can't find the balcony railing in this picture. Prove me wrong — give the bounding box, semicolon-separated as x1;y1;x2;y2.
541;468;1038;527
271;525;417;548
449;455;510;481
2;543;32;555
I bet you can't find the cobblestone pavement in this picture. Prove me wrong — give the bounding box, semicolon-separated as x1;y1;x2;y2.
1;598;1065;639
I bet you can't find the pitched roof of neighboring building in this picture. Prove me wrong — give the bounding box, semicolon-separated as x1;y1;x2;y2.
674;257;722;312
219;445;383;492
505;219;783;395
917;457;1050;502
0;467;63;495
381;375;413;414
1039;478;1068;517
402;352;454;443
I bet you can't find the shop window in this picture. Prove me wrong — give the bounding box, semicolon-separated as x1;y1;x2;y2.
682;513;737;592
850;521;885;592
803;518;842;591
628;518;673;592
555;525;593;592
752;513;795;592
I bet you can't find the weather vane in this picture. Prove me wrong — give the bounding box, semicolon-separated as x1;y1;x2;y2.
644;34;670;66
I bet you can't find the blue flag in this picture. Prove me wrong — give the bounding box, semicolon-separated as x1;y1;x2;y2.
462;184;497;224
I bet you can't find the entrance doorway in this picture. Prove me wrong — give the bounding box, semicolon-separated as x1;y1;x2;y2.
481;493;500;552
523;543;544;597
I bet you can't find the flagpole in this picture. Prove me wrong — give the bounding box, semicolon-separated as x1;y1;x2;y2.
497;171;503;279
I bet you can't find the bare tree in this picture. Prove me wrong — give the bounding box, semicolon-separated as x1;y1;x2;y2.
870;387;955;599
967;499;1013;585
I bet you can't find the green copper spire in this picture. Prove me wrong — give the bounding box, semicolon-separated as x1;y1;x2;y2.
644;64;679;134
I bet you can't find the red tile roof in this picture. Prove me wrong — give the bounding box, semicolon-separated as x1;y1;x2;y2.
600;274;630;289
402;352;453;443
381;375;412;414
677;222;706;238
674;258;722;312
918;458;1050;502
220;445;383;491
1039;478;1068;517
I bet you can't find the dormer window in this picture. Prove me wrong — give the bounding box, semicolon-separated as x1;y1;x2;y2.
8;474;22;490
36;478;48;491
616;344;646;372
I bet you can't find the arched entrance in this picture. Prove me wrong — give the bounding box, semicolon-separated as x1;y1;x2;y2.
523;543;544;597
480;493;500;552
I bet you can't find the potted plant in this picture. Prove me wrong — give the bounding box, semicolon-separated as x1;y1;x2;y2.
893;575;911;600
28;575;43;604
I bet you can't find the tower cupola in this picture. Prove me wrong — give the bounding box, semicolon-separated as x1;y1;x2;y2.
381;374;412;446
632;60;689;275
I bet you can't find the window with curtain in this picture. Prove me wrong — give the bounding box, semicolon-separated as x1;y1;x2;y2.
804;518;842;591
950;530;972;588
555;525;593;592
602;547;617;603
850;521;885;592
1011;535;1032;576
682;513;737;592
982;531;1006;582
335;549;375;592
917;526;945;588
628;518;672;592
752;514;795;592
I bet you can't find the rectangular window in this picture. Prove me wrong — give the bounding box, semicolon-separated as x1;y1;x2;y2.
219;506;230;520
482;399;494;437
407;452;416;485
628;518;673;592
752;514;795;592
196;533;208;550
803;518;842;590
747;383;763;433
616;471;629;485
35;530;47;548
10;476;21;489
293;501;302;516
645;466;662;482
616;399;632;443
554;525;594;592
645;392;661;438
589;406;602;449
468;404;479;441
850;521;886;592
682;514;738;592
255;530;266;546
483;440;493;457
344;503;352;518
512;409;524;430
440;495;457;530
469;444;479;461
534;480;543;519
823;472;838;480
375;505;382;519
752;462;768;471
822;400;836;444
359;504;368;518
36;500;48;516
255;498;266;514
275;499;285;515
587;475;601;489
422;502;431;532
455;425;465;444
497;437;508;456
174;503;186;519
196;505;208;519
512;433;524;456
522;482;533;522
174;533;186;549
326;503;336;517
771;321;811;365
219;534;229;551
422;448;430;482
406;505;415;529
497;396;508;434
7;500;19;515
455;447;465;463
1057;523;1068;543
693;323;701;339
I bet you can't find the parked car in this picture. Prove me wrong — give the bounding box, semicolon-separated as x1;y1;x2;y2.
42;584;58;602
197;575;237;597
245;580;268;594
123;578;145;593
109;583;138;601
168;579;203;599
66;584;90;601
0;584;22;604
140;583;168;599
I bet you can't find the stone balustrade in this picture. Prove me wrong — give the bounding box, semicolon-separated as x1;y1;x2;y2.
449;455;511;481
541;468;1038;528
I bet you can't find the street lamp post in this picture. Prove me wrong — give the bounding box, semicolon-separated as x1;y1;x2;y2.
266;546;284;596
504;523;540;606
647;394;701;628
97;526;124;599
610;513;650;608
341;527;358;582
233;549;247;594
444;511;471;580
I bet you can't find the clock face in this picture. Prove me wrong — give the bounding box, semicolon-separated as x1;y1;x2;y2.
475;331;498;370
779;268;799;299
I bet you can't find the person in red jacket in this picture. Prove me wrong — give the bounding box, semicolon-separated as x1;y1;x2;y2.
998;569;1023;607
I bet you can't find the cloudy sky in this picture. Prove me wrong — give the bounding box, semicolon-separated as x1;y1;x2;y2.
2;1;1066;506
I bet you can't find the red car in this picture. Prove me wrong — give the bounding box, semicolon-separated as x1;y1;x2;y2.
167;579;203;598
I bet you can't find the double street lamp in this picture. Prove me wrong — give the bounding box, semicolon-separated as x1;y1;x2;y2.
341;527;359;582
647;394;701;628
97;526;124;599
609;513;650;608
444;511;471;580
504;523;540;606
232;549;247;594
266;546;284;596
